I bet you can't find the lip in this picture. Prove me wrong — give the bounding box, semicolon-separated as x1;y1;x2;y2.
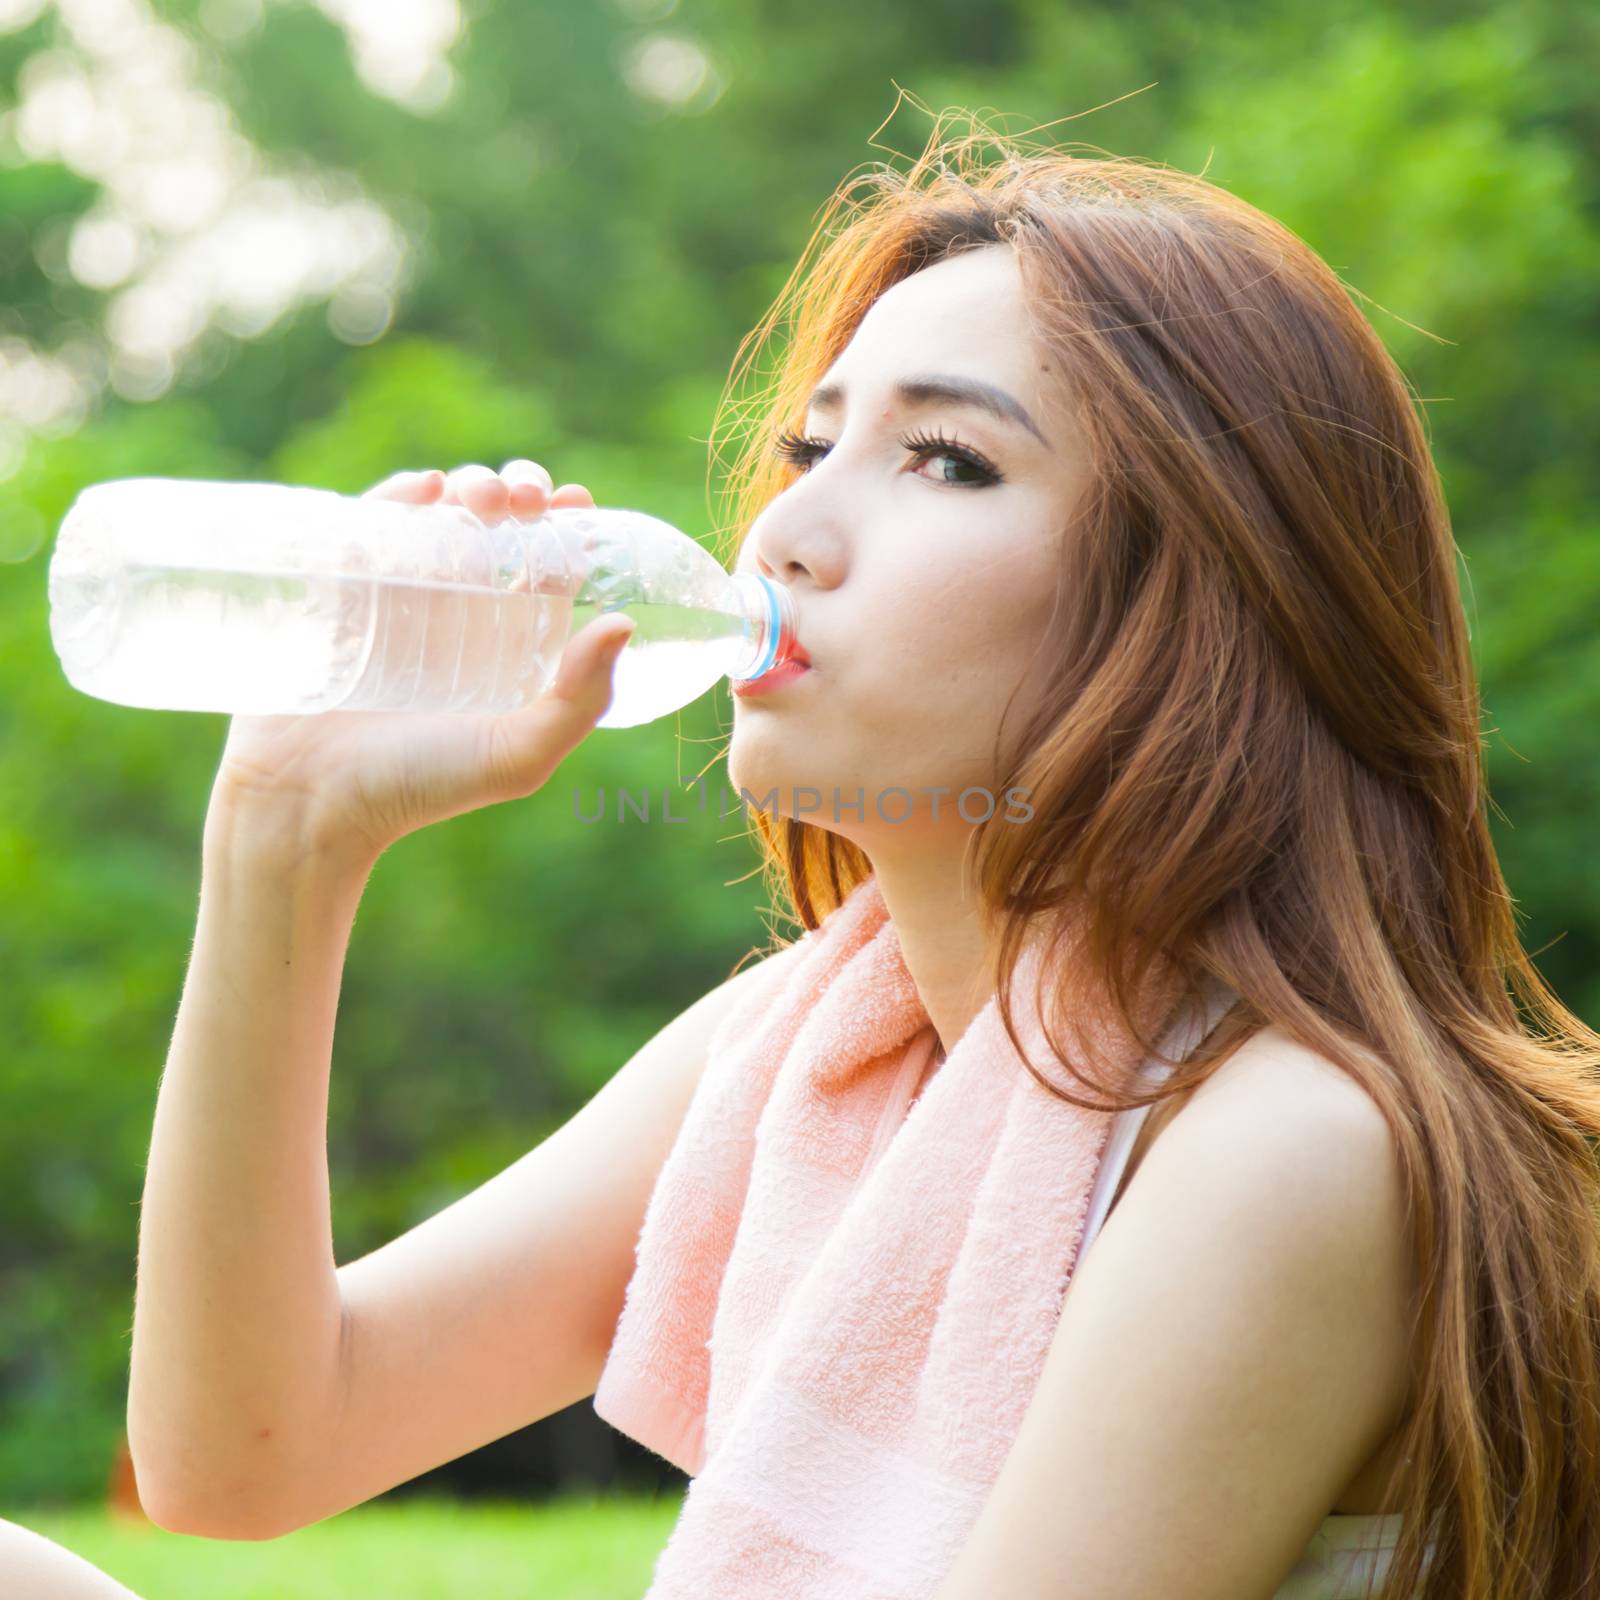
733;659;813;698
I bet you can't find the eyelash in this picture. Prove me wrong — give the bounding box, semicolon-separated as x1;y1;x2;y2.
771;425;1004;488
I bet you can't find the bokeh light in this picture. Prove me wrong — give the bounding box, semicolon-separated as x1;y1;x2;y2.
0;0;458;431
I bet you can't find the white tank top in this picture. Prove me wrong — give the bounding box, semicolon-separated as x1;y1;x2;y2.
1073;976;1424;1600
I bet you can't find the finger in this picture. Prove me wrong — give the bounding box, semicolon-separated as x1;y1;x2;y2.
549;482;595;509
500;458;555;494
362;468;445;502
505;477;551;520
482;614;636;801
551;612;634;711
501;459;555;522
445;463;510;525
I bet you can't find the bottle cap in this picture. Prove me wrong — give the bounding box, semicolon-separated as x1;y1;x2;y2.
730;572;798;681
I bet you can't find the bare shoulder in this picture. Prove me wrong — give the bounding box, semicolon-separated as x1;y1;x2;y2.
1114;1017;1413;1322
1111;1019;1406;1253
933;1022;1418;1596
1174;1019;1399;1157
1101;1019;1417;1493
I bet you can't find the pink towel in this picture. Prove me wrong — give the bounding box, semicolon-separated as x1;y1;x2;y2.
593;872;1200;1598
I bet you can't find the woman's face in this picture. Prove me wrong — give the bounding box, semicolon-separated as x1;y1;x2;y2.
728;243;1090;846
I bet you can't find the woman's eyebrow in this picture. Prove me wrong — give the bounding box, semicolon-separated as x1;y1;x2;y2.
806;372;1050;447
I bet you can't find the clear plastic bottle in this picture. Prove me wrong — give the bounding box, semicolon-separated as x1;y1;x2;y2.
46;477;800;729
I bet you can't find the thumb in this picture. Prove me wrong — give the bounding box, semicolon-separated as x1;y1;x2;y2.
545;612;636;723
480;614;637;803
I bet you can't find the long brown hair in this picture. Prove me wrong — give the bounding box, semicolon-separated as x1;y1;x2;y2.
702;110;1600;1600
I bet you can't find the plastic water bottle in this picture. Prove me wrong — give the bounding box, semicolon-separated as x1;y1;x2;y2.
46;477;800;729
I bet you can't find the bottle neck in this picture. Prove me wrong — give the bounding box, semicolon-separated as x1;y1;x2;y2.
729;572;799;681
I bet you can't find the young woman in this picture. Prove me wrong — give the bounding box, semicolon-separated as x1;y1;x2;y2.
123;125;1600;1600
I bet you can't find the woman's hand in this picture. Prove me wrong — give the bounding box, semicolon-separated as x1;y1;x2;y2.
209;459;634;863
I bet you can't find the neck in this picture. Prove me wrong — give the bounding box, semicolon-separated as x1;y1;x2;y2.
862;843;1002;1062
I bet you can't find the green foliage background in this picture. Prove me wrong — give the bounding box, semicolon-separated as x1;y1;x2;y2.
1;0;1595;1506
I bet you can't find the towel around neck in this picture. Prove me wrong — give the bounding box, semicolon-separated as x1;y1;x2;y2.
593;871;1220;1599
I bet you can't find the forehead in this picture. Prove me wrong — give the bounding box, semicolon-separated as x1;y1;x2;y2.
822;245;1038;392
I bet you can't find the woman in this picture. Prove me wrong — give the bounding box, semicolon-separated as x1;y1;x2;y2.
124;122;1600;1600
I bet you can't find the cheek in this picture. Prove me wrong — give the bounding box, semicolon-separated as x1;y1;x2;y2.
901;557;1058;688
854;618;1043;757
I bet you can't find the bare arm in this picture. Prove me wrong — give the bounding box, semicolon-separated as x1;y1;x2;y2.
129;788;797;1540
127;797;374;1534
128;456;784;1539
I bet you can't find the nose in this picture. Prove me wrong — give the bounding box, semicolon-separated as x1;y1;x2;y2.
739;481;844;592
739;529;807;589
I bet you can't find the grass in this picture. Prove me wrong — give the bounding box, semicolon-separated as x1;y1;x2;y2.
7;1492;684;1599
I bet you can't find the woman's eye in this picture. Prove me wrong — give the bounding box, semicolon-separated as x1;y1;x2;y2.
771;427;1001;488
917;450;988;487
772;429;831;471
